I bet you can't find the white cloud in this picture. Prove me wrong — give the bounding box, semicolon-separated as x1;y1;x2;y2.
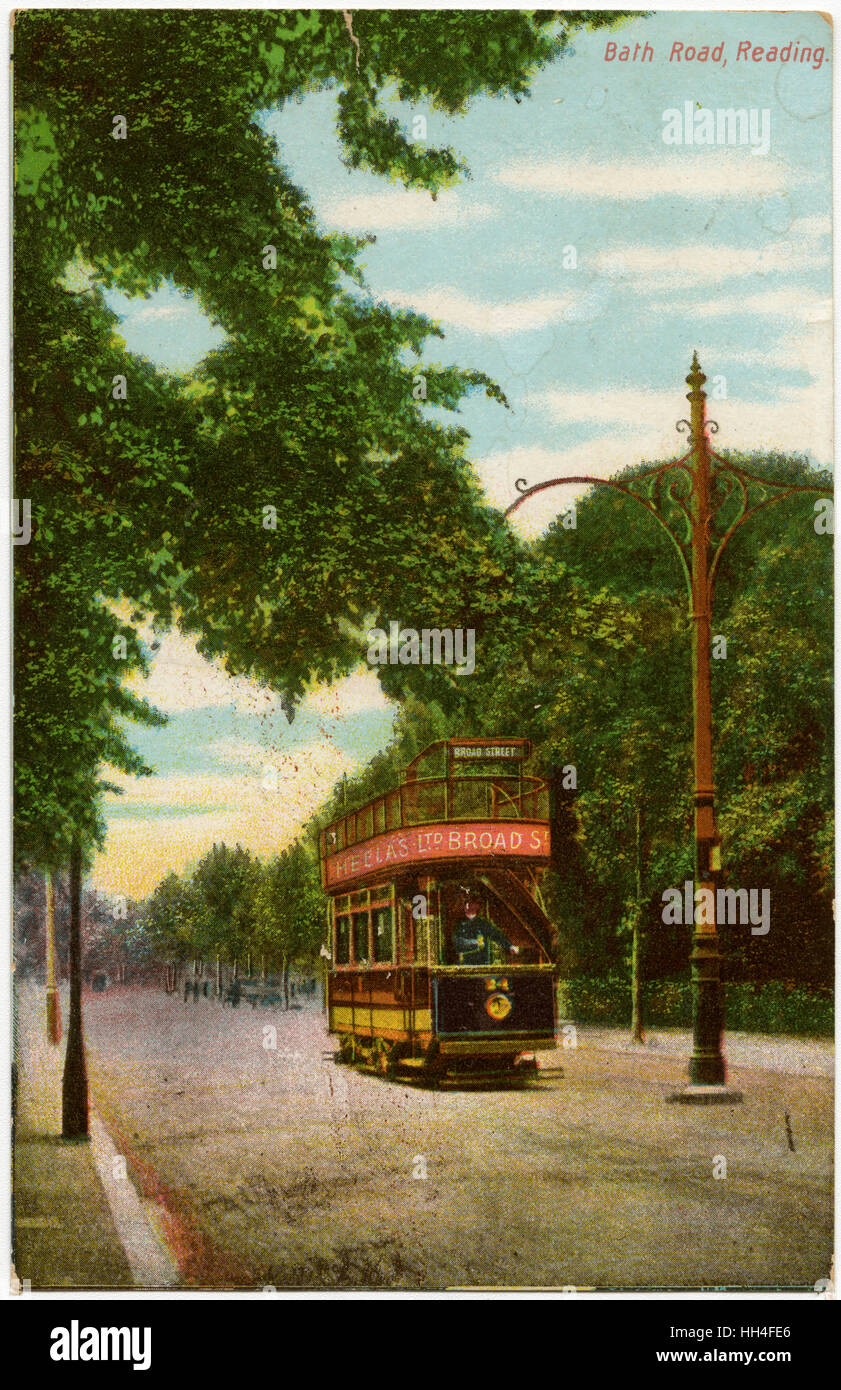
475;437;676;540
494;153;794;201
593;237;828;288
692;289;831;323
132;302;194;323
524;386;679;429
123;627;277;716
382;286;575;335
484;334;832;539
787;214;831;240
649;288;831;324
324;187;494;231
206;738;272;772
300;668;394;719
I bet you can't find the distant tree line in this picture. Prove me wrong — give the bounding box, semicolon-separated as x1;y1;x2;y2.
137;841;324;979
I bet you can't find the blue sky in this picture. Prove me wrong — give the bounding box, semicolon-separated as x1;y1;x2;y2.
93;9;833;897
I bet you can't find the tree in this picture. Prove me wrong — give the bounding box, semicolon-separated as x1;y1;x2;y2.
255;845;324;1003
140;871;201;967
14;8;638;872
190;844;261;971
317;452;832;994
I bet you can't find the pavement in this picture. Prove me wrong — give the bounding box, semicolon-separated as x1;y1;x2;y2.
12;983;178;1291
564;1026;834;1079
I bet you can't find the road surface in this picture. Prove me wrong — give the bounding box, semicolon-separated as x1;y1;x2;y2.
17;982;834;1291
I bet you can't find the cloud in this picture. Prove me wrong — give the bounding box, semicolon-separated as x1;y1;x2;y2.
648;288;831;324
205;739;273;773
300;668;394;719
95;741;357;896
324;187;494;231
494;152;794;200
132;302;195;323
524;386;679;429
123;627;278;716
382;286;575;335
592;236;828;288
483;336;831;539
475;437;676;539
692;289;831;323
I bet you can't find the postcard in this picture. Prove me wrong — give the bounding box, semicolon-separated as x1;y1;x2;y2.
11;7;833;1306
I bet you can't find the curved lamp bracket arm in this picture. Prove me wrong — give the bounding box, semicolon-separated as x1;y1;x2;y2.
506;469;693;601
708;478;834;602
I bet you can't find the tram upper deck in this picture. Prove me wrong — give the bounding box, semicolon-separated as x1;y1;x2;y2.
319;738;550;894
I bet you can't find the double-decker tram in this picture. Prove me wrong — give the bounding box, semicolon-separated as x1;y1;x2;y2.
319;738;557;1083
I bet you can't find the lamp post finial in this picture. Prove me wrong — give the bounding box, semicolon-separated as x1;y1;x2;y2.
687;352;706;397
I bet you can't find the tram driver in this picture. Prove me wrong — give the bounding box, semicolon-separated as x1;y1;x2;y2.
451;897;520;966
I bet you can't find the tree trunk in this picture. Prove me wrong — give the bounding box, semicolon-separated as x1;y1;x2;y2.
45;872;62;1044
62;839;88;1137
631;804;645;1044
216;953;221;997
283;956;289;1011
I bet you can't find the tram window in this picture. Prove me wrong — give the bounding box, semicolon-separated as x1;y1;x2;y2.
351;912;370;965
372;907;393;963
399;911;413;963
414;916;429;962
335;914;351;965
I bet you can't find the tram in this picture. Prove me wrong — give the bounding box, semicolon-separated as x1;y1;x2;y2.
319;738;557;1082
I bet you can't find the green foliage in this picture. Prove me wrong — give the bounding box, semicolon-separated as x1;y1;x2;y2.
558;976;833;1037
139;871;201;963
137;839;323;969
254;842;324;965
310;451;832;990
14;7;636;873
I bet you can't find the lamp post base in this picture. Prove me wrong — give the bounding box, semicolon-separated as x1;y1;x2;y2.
667;1084;743;1105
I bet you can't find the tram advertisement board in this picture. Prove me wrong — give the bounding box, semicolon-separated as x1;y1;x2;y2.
324;820;550;887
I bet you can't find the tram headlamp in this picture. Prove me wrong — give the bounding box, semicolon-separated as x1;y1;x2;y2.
486;992;512;1021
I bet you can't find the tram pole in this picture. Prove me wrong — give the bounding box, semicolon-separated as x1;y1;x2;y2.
505;353;830;1101
680;357;736;1098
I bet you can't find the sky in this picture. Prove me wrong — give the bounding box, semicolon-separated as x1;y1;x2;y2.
91;8;832;900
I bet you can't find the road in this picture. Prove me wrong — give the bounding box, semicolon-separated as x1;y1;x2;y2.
23;982;834;1291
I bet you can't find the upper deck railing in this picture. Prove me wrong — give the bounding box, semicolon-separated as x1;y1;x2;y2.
320;739;549;861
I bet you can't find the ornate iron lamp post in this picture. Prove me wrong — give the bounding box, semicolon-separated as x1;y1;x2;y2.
507;355;831;1100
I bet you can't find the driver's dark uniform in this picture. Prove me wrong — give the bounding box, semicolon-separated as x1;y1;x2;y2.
452;916;513;965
